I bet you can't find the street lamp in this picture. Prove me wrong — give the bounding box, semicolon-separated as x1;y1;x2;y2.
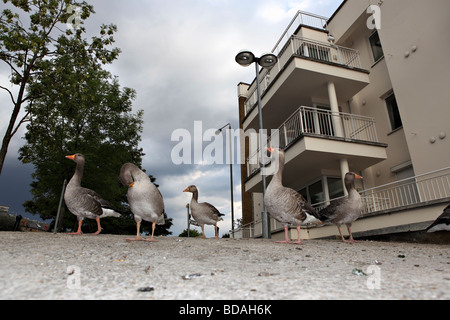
235;50;278;239
215;123;235;238
235;51;278;68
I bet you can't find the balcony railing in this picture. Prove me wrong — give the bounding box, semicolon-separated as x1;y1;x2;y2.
271;10;329;54
244;36;363;116
361;166;450;213
232;167;450;239
247;106;379;176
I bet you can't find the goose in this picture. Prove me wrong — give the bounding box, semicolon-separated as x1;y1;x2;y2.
119;163;165;242
64;153;121;235
426;204;450;233
317;172;364;243
264;148;320;244
183;185;224;238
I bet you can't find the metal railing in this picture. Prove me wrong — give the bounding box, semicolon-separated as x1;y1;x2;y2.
311;167;450;214
232;167;450;239
360;166;450;213
247;106;379;175
288;37;362;68
271;11;329;54
244;36;362;116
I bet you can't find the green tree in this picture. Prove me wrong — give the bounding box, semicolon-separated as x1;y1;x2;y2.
178;229;203;237
0;0;119;175
18;12;144;234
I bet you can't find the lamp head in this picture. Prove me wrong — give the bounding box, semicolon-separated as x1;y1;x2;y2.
215;123;231;135
258;53;278;69
235;50;256;67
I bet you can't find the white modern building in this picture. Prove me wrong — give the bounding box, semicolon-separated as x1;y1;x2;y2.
235;0;450;241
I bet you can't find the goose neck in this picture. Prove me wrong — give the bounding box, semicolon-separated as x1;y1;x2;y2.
70;161;84;186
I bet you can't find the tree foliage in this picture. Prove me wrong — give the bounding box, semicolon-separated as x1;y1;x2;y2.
1;0;172;236
18;29;145;232
0;0;119;174
178;229;203;238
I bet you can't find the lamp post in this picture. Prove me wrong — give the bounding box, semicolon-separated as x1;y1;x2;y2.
215;123;235;238
235;50;278;239
186;203;190;237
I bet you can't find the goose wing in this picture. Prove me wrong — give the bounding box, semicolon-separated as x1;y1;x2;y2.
82;188;120;217
202;202;225;219
283;188;317;220
83;188;111;209
317;197;346;222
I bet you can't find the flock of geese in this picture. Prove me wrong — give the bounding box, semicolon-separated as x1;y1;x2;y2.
64;151;449;244
64;153;224;241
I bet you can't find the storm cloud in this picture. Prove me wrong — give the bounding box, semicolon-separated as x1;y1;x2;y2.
0;0;341;237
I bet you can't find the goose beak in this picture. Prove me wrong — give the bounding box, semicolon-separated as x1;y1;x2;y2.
65;155;75;160
183;187;190;192
128;182;134;188
355;174;363;179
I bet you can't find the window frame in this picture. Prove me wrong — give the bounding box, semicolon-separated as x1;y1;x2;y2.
385;92;402;132
369;30;384;63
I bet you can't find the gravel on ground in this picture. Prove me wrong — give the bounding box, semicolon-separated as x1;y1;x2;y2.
0;232;449;300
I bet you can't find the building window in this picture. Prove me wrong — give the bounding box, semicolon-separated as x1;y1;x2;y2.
369;31;384;62
309;180;326;204
327;177;345;199
385;93;402;130
299;176;344;206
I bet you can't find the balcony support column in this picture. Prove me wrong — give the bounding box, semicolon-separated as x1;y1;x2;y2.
340;158;350;196
327;81;345;138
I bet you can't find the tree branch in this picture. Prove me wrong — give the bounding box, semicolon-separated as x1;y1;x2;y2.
11;108;32;137
0;85;16;105
0;55;23;78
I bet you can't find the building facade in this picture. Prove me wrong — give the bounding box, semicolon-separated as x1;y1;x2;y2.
235;0;450;240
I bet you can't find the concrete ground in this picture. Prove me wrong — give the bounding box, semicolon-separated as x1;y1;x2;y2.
0;232;449;300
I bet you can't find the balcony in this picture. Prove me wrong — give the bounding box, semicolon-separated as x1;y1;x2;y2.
245;106;387;190
243;35;368;120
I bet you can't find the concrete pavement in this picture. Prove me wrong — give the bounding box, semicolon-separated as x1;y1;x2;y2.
0;232;448;300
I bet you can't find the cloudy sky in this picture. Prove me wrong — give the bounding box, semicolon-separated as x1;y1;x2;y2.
0;0;342;237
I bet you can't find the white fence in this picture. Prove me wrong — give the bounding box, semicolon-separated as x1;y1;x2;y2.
360;167;450;213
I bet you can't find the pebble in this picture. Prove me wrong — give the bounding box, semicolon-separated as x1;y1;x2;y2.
182;273;204;280
137;286;154;292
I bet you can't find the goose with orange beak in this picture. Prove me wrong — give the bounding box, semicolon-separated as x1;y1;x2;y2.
264;148;321;244
183;185;224;238
317;172;364;243
64;153;121;235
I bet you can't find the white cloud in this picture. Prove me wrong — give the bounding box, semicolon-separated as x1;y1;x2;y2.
256;2;291;23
